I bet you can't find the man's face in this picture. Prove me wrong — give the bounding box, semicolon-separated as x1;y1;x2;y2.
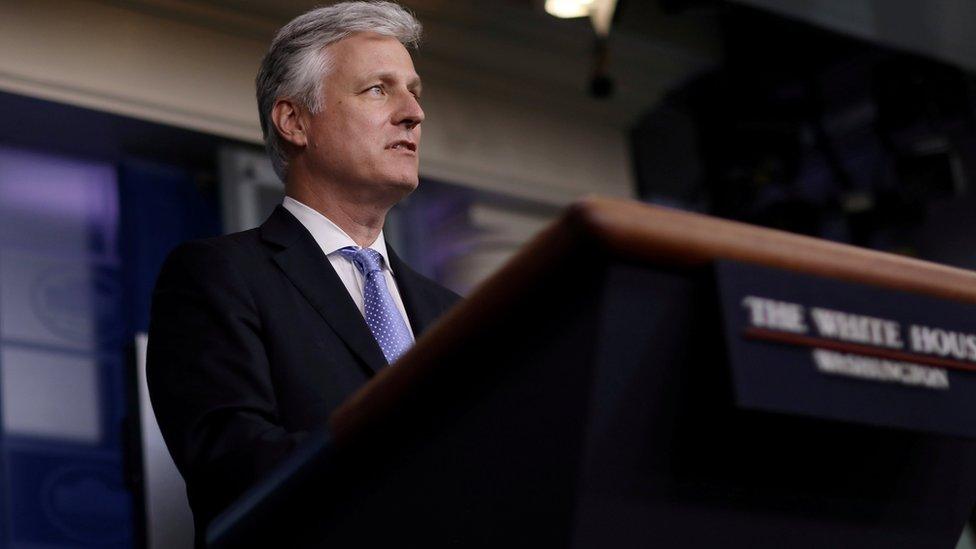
303;32;424;203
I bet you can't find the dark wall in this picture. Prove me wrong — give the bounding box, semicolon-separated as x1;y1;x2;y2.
633;3;976;267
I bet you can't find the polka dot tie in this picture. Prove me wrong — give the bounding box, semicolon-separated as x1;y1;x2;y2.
339;246;414;364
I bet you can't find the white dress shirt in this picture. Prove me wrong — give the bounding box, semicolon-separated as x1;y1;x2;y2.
282;196;414;337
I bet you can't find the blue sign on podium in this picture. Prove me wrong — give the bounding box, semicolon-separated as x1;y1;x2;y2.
718;260;976;438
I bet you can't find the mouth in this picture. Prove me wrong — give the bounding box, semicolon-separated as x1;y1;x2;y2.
387;140;417;153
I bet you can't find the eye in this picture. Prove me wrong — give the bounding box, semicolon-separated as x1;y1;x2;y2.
366;84;385;96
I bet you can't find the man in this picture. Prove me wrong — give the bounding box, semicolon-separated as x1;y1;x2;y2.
147;1;460;534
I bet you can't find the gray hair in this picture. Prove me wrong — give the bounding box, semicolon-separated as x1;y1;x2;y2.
256;1;422;180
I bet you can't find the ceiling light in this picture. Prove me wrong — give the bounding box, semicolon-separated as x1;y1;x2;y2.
544;0;595;19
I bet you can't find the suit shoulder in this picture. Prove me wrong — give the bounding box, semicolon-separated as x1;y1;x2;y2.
404;265;462;308
427;277;463;306
170;228;262;258
156;229;265;289
163;229;263;268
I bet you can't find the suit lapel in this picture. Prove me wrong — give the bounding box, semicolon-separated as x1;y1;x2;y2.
260;206;387;375
387;246;440;337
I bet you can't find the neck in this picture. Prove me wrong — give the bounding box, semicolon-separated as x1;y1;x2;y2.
286;176;389;248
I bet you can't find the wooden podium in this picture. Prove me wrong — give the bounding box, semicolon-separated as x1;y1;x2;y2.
208;197;976;548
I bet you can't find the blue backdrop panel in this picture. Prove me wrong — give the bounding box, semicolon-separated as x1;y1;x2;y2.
7;447;130;547
118;159;221;336
0;145;133;548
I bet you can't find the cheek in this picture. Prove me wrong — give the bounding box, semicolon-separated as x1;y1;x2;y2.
323;122;364;162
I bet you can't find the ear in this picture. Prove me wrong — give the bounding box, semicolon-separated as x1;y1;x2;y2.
271;98;308;148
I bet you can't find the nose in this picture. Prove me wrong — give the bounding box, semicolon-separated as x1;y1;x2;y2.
394;91;425;130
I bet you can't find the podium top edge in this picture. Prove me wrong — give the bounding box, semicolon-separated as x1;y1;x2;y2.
565;196;976;305
329;196;976;441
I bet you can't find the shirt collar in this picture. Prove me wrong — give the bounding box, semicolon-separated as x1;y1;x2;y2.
282;196;394;273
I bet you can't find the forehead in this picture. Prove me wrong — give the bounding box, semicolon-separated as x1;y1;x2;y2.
326;32;418;80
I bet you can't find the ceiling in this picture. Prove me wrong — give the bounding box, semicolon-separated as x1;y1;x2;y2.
121;0;723;125
732;0;976;74
107;0;976;129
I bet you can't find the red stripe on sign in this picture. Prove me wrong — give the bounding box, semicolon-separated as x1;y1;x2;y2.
743;327;976;373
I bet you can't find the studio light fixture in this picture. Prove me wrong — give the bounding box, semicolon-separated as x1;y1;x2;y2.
544;0;618;37
544;0;594;19
544;0;620;98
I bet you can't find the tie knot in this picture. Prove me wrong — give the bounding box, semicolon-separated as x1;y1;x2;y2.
340;246;384;275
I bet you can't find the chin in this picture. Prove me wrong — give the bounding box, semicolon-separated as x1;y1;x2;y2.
394;179;419;200
389;172;420;192
376;173;419;204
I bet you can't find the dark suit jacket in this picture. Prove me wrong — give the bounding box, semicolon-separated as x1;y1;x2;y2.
146;205;460;533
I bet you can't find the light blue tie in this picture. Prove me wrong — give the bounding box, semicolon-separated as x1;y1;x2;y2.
339;247;414;363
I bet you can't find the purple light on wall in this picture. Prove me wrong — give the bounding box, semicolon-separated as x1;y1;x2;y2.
0;145;118;257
